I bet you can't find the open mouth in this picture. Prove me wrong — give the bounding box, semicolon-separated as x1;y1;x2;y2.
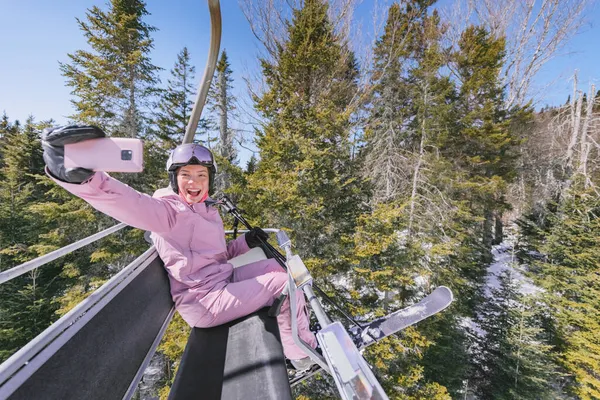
186;189;202;197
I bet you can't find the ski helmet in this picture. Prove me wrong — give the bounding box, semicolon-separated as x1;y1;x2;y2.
166;143;217;195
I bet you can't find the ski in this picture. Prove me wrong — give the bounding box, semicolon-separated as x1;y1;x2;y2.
290;286;454;387
357;285;454;347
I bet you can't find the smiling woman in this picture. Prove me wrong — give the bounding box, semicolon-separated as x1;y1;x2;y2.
166;143;216;202
177;165;210;204
40;128;318;365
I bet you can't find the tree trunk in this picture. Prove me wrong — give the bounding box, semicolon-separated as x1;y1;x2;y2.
578;84;595;184
408;87;428;236
493;212;503;245
219;67;229;160
483;208;494;249
565;74;582;172
128;65;137;138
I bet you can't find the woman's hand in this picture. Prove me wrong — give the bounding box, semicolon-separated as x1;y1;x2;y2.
42;125;105;183
245;227;269;248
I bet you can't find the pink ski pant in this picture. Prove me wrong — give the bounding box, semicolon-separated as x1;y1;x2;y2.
197;258;317;360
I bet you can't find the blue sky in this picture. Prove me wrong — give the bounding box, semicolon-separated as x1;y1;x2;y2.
1;0;599;128
0;0;259;125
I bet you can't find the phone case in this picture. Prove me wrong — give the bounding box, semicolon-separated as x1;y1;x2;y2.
64;138;144;173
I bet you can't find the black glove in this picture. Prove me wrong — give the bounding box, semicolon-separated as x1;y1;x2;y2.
42;125;106;183
245;227;269;249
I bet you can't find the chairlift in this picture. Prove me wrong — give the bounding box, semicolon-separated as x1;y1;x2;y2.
0;2;452;399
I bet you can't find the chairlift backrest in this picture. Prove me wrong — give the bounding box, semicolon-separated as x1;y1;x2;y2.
0;249;174;400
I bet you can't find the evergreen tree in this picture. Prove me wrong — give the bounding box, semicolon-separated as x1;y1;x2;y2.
535;181;600;399
0;116;45;255
0;116;64;362
247;0;364;266
246;3;369;393
472;270;560;399
207;50;242;195
60;0;160;137
357;1;479;302
0;112;18;168
362;0;434;203
452;26;526;249
209;50;237;164
356;3;476;396
245;154;257;174
39;0;163;324
154;47;200;148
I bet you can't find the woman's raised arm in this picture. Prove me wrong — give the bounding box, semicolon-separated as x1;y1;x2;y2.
48;169;176;233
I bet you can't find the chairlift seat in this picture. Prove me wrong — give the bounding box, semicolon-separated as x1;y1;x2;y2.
0;246;291;400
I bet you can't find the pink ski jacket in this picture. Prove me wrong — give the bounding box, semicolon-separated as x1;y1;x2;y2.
47;169;250;326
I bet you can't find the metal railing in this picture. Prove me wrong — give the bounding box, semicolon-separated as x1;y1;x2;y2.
0;223;128;285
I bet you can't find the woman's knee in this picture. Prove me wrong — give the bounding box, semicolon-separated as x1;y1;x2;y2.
264;259;285;274
262;270;287;296
192;312;218;328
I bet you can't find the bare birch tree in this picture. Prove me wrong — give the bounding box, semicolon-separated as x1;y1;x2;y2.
565;78;584;171
442;0;592;107
514;75;599;212
577;84;596;184
239;0;360;60
561;77;599;188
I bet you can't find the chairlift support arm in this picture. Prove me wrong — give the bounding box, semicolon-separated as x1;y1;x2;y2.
183;0;222;144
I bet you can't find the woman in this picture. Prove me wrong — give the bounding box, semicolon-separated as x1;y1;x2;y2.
41;125;317;368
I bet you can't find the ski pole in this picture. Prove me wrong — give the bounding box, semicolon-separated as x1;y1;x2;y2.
218;195;363;329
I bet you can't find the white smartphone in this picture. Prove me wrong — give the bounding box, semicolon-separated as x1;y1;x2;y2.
64;138;144;173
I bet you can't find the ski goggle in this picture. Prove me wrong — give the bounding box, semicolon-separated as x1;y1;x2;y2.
167;143;215;171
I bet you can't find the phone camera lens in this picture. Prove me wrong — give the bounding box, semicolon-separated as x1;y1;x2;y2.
121;150;133;161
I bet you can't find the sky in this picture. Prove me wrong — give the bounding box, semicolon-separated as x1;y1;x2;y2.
1;0;599;135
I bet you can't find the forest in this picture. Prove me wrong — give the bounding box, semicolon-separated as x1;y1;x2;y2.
0;0;598;399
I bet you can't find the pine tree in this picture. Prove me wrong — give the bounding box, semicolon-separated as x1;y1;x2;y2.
356;1;474;301
207;50;242;195
60;0;160;137
247;0;364;265
0;116;45;253
38;0;162;324
209;50;237;164
535;181;600;399
472;270;560;399
245;155;257;174
362;2;411;203
343;2;467;397
452;26;526;249
0;112;18;169
0;116;64;362
246;3;370;393
154;47;199;148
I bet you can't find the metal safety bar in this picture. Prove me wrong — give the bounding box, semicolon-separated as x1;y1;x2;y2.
0;222;128;285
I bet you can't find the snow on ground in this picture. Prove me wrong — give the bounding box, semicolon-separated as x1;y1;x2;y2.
486;234;542;297
462;227;543;336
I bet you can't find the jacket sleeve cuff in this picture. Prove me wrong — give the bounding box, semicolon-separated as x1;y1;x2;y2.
45;166;108;194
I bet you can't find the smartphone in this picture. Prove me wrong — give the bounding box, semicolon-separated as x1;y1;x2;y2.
64;138;144;173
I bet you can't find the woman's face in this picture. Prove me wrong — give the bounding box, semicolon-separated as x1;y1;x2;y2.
177;165;210;203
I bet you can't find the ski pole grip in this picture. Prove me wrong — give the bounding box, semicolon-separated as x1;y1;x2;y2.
219;195;237;213
268;291;288;317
